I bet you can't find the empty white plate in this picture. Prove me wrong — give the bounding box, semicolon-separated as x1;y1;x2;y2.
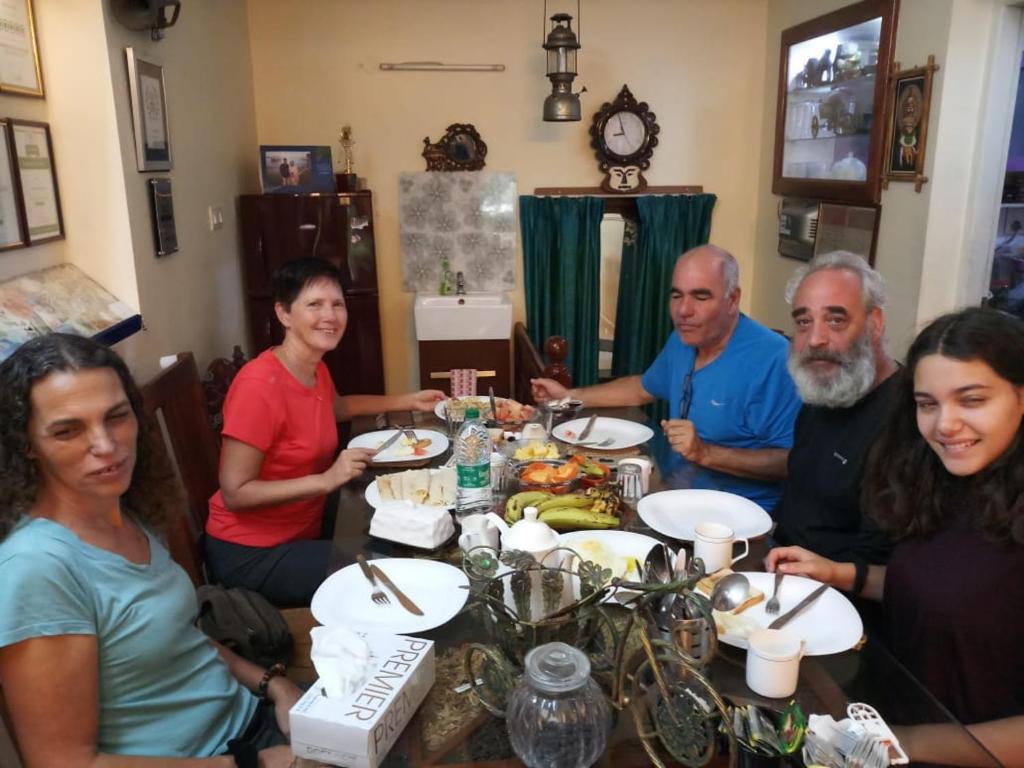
312;557;469;634
637;489;772;541
552;417;654;450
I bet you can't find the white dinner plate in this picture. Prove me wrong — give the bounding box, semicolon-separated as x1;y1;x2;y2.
347;429;449;463
434;396;495;420
311;557;469;634
365;469;455;511
707;572;863;656
559;530;671;607
637;489;772;541
552;417;654;450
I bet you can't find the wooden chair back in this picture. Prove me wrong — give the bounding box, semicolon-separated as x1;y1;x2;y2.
140;352;221;587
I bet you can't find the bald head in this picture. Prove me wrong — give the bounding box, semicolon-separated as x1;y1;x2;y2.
676;245;740;296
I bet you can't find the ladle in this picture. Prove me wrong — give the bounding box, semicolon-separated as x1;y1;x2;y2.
709;572;751;612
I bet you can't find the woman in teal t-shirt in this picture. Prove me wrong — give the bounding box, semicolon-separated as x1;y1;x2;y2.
0;334;298;767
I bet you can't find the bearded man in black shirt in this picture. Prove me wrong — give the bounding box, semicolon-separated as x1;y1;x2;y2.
771;251;900;568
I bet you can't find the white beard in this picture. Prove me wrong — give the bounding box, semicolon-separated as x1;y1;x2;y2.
788;333;877;408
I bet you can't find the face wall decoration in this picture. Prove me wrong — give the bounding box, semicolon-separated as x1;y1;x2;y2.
606;166;642;192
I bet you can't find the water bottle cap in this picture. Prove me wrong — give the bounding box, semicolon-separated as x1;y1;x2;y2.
465;407;480;419
524;642;591;694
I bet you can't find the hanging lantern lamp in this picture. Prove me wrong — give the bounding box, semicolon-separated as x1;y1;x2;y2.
542;2;583;122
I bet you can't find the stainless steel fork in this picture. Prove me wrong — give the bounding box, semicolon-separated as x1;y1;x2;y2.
577;436;615;448
356;554;389;606
765;571;784;615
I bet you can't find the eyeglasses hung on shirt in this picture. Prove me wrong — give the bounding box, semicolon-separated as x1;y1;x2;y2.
679;365;695;420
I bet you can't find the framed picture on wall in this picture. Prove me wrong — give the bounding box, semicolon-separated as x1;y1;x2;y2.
0;120;27;249
0;0;44;97
8;119;62;244
126;47;172;171
882;55;940;192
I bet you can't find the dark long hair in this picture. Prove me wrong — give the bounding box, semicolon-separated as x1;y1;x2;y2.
0;333;180;541
864;307;1024;545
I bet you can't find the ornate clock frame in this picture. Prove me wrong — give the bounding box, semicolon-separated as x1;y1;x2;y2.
589;85;660;193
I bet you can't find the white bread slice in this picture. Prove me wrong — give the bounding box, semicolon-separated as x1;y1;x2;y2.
377;473;398;502
402;469;431;505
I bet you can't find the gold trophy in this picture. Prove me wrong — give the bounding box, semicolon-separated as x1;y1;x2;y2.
336;124;358;191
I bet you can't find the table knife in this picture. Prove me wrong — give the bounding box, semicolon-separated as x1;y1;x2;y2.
768;583;828;630
370;564;424;615
488;386;499;425
577;413;598;442
372;430;403;458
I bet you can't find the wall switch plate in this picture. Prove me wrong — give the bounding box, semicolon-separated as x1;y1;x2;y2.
208;205;224;230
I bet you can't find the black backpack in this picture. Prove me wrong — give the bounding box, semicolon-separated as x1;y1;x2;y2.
195;585;294;669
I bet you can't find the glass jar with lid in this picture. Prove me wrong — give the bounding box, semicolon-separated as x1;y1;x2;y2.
505;642;611;768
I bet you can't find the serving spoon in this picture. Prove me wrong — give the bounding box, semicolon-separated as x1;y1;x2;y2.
709;572;751;612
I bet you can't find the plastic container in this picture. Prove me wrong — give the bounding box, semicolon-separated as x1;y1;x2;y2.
506;642;611;768
455;407;493;520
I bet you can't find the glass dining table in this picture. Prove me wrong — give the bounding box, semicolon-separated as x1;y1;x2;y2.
315;408;1001;768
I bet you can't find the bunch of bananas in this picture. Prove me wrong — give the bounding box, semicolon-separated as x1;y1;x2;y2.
505;489;621;531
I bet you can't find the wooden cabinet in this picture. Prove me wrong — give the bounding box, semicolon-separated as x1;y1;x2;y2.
238;192;385;395
771;0;899;204
418;340;511;398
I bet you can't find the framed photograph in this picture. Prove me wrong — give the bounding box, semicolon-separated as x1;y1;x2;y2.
814;202;881;266
882;55;940;192
259;145;336;194
9;119;62;244
0;0;44;97
0;120;26;249
148;178;177;257
126;47;171;172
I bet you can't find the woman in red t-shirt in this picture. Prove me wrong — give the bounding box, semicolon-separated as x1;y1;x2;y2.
206;258;443;606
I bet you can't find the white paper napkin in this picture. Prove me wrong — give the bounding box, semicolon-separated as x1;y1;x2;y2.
310;625;372;698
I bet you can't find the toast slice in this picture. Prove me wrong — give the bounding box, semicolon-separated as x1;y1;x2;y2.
696;568;765;615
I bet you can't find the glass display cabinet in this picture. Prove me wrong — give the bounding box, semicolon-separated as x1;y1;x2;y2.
772;0;899;205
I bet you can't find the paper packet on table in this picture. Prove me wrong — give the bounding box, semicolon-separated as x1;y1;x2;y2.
290;630;435;768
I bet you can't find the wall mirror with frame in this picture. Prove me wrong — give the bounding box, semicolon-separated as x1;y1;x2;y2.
772;0;899;205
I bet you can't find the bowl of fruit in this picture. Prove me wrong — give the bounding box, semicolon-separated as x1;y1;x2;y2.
569;454;614;489
515;459;580;495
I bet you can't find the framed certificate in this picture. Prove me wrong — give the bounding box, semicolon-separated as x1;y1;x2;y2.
126;47;171;171
0;0;43;97
9;119;63;244
0;120;26;249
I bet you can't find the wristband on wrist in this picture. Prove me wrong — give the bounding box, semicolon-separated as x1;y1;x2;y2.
850;561;868;597
226;738;258;768
258;662;287;702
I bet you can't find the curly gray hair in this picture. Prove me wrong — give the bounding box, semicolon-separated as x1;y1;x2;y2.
784;250;887;311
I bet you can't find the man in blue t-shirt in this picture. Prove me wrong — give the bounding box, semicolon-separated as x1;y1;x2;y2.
532;244;800;511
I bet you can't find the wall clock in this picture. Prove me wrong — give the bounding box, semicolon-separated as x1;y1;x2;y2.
589;85;659;193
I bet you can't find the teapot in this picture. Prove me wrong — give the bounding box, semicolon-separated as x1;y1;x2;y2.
486;507;562;567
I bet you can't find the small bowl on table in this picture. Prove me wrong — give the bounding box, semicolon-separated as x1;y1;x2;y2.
514;458;581;495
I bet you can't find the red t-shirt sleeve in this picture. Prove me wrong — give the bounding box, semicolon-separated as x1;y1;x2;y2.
221;375;280;453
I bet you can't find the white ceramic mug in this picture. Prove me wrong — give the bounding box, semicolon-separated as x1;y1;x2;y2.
458;514;499;552
746;628;805;698
618;457;652;494
693;521;749;574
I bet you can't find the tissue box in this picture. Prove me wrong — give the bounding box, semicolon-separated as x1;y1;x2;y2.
290;632;435;768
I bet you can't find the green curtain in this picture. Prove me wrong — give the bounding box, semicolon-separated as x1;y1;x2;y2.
520;195;604;387
611;194;717;420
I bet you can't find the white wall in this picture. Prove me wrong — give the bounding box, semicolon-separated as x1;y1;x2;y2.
246;0;770;391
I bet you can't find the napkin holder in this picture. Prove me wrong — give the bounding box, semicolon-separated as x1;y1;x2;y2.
290;632;435;768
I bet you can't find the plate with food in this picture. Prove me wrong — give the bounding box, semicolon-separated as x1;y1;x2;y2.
435;396;537;424
637;489;772;541
347;429;448;463
552;417;654;450
365;467;456;510
559;530;660;582
698;571;863;656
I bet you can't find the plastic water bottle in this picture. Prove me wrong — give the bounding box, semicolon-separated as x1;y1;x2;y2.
455;407;492;519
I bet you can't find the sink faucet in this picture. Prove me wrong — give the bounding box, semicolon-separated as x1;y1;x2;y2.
455;271;466;295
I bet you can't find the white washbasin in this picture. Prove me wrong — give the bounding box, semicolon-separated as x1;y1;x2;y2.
414;292;512;341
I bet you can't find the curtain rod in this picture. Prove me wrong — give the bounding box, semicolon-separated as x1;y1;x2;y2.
379;62;505;72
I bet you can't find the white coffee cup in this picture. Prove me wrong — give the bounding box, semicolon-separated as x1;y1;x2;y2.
693;521;749;574
617;457;652;494
746;628;805;698
458;514;499;552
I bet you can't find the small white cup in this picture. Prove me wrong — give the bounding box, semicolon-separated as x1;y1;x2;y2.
746;628;805;698
458;514;499;552
618;457;652;494
693;521;749;574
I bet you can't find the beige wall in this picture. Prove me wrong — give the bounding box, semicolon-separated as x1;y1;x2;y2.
246;0;770;392
103;0;258;381
751;0;957;360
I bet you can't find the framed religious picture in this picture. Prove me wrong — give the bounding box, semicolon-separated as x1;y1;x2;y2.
126;47;172;171
8;119;62;244
0;120;27;249
0;0;44;97
882;55;939;192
